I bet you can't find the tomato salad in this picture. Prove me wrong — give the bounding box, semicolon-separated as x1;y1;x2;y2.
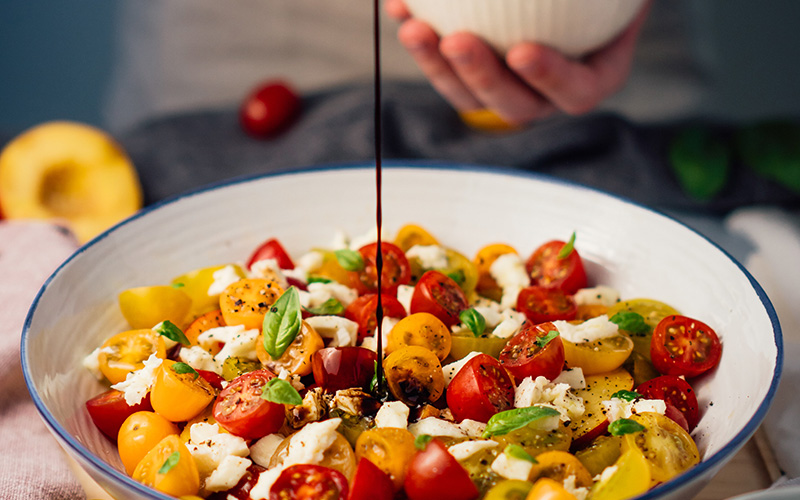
82;225;722;500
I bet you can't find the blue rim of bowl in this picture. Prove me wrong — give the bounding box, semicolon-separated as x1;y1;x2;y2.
21;160;783;500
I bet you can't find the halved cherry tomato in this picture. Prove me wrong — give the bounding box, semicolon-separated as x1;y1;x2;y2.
184;309;226;350
150;360;215;422
345;294;407;343
516;286;578;324
449;333;509;360
85;389;153;440
213;369;285;439
637;375;700;431
197;369;225;391
247;237;295;270
383;346;445;405
98;329;167;384
525;240;587;294
528;450;592;487
664;402;691;433
386;312;452;361
348;458;394;500
498;322;565;382
312;346;377;392
621;412;700;484
171;264;246;319
239;80;301;138
117;411;179;474
569;368;634;450
118;285;192;329
349;242;411;296
394;224;439;252
574;435;621;477
474;243;517;302
270;431;357;480
446;353;515;423
220;278;284;330
404;438;479;500
132;434;200;497
589;448;651;500
651;315;722;378
482;480;532;500
270;464;348;500
526;478;578;500
607;298;680;363
257;320;324;376
355;428;417;490
562;333;634;375
410;270;468;327
491;425;573;458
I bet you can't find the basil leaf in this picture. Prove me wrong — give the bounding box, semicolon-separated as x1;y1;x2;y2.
609;311;650;336
171;282;185;289
611;390;642;402
335;249;364;272
158;451;181;474
737;121;800;194
305;298;345;316
414;434;433;450
505;444;537;463
153;320;190;346
608;418;646;436
370;360;385;394
307;275;333;284
535;330;559;349
557;232;576;259
171;362;199;379
262;286;302;360
261;378;303;406
482;406;561;438
459;308;486;337
447;269;466;286
670;126;730;201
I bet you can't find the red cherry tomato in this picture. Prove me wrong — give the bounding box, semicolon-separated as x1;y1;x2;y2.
525;240;587;294
637;374;700;431
349;242;411;296
345;294;407;343
348;458;394;500
270;464;349;500
651;315;722;378
85;389;152;440
311;346;377;393
410;270;468;327
197;369;225;391
240;80;301;138
247;238;295;270
663;402;691;433
404;438;479;500
446;353;515;423
213;369;285;439
499;321;565;381
207;463;266;500
516;285;578;324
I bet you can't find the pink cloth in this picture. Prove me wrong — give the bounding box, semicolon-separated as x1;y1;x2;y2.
0;222;83;499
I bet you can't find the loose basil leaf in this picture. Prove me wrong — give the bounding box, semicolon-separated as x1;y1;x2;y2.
669;126;730;201
610;311;650;336
535;330;560;349
262;286;302;360
171;362;199;379
505;444;538;463
557;232;577;259
460;308;486;337
261;378;303;406
307;275;333;284
305;298;345;316
414;434;433;450
608;418;646;436
447;269;466;286
482;406;561;438
335;249;364;272
153;320;190;346
737;121;800;194
171;282;185;289
611;390;642;402
158;451;181;474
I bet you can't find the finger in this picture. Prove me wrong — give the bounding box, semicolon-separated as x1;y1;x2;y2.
439;33;556;123
384;0;410;21
397;20;482;111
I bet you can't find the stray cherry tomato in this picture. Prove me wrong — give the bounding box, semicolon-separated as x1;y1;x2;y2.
350;242;411;296
348;458;394;500
213;369;285;439
446;353;515;423
270;464;349;500
404;438;479;500
312;346;377;392
247;238;295;270
386;312;452;361
345;294;407;343
132;434;200;497
410;270;468;327
240;80;300;138
516;285;578;324
117;411;179;475
498;322;565;382
526;240;587;294
651;315;722;378
637;375;700;431
85;389;153;440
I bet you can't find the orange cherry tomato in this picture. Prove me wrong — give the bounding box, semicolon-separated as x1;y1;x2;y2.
383;346;445;406
219;278;283;330
132;434;200;497
355;428;417;490
525;477;577;500
98;329;167;385
149;360;215;422
257;320;324;376
474;243;517;301
394;224;439;252
183;309;226;352
528;450;592;487
117;411;178;474
386;312;452;361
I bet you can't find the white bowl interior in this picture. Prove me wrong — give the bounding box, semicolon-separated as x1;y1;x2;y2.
23;165;781;500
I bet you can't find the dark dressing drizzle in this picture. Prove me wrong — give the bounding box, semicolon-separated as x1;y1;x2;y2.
373;0;386;396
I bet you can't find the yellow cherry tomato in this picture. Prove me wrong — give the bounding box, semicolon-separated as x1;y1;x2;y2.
562;334;634;375
589;448;651;500
607;298;680;362
150;360;215;422
525;477;578;500
443;248;479;298
98;329;167;384
171;264;246;319
308;249;352;285
387;312;452;361
528;451;592;488
257;320;324;376
219;278;283;330
621;412;700;484
118;411;179;475
183;309;226;352
118;285;192;329
574;435;622;477
575;303;609;321
394;223;439;252
491;426;573;459
355;428;417;490
484;480;533;500
270;431;357;480
132;434;200;497
474;243;517;302
383;345;445;405
449;332;509;360
568;368;634;445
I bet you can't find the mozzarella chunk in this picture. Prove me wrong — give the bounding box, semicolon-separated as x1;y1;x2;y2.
375;401;410;429
408;417;467;439
601;397;667;422
277;368;305;392
563;475;590;500
406;244;449;269
249;434;286;468
574;286;620;307
299;281;358;309
207;265;242;296
448;440;498;461
492;309;527;339
305;316;358;347
185;422;250;478
110;353;163;405
250;465;285;500
442;351;482;386
296;251;325;274
596;465;619;483
489;253;529;310
553;315;619;344
283;418;343;466
82;347;104;380
211;327;260;367
458;419;488;438
552;367;587;390
491;451;534;481
514;376;585;424
360;317;397;355
348;227;387;251
204;456;252;492
249;258;289;289
178;346;219;374
396;285;414;314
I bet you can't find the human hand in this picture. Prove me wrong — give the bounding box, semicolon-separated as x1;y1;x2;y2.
385;0;651;128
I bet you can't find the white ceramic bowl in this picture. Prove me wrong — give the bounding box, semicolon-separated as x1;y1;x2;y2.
403;0;647;57
22;163;781;500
